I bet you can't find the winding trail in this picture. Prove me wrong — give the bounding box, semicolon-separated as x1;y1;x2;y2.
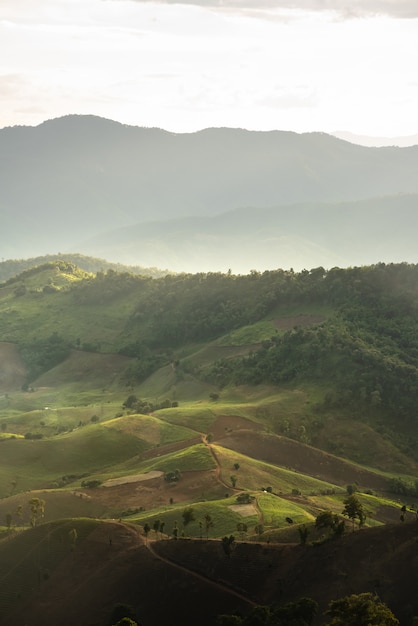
203;434;263;528
144;537;257;608
203;434;241;493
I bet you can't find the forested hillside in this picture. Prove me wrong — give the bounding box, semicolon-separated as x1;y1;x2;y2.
0;253;168;283
2;259;418;625
2;260;418;455
1;115;418;270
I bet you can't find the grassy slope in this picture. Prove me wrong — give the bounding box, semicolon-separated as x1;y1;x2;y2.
0;262;417;544
0;344;414;532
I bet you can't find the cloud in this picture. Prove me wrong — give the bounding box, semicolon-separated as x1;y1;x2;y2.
0;74;25;97
121;0;418;19
257;85;318;110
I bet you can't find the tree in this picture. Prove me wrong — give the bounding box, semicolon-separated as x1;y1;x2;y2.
153;519;161;537
122;394;138;409
204;513;214;539
143;522;150;540
108;603;138;626
5;513;12;531
182;507;195;532
316;510;338;531
236;522;247;540
221;535;235;558
15;504;23;526
29;497;45;527
275;597;318;625
230;475;238;488
172;520;179;540
342;495;365;530
315;510;345;537
216;598;318;626
325;592;399;625
298;524;309;545
254;524;263;538
69;528;78;551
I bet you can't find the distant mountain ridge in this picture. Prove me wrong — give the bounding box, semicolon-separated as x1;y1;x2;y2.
77;193;418;273
1;114;418;271
332;130;418;147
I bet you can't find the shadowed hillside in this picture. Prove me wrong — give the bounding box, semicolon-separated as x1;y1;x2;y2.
1;519;418;625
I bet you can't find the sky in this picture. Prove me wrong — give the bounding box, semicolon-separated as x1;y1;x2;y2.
1;0;418;136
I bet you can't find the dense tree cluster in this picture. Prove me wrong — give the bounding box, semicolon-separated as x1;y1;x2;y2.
10;262;418;427
216;593;399;626
205;264;418;422
19;332;71;384
216;597;318;625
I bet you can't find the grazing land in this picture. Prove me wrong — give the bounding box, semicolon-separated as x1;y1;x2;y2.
1;259;418;625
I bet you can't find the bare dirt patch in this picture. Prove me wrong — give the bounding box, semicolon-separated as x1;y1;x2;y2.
85;469;226;514
218;429;392;492
228;503;257;517
103;471;163;487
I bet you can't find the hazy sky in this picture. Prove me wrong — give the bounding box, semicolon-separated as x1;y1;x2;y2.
1;0;417;135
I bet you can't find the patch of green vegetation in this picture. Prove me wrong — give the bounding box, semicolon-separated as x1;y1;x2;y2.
139;444;216;474
0;254;167;283
85;443;216;485
103;414;196;446
2;261;418;540
0;426;143;497
257;492;315;526
130;497;259;539
218;321;278;346
153;406;217;433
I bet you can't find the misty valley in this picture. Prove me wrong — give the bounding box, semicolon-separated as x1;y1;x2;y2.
1;114;418;625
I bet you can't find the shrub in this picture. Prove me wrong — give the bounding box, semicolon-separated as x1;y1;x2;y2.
81;479;102;488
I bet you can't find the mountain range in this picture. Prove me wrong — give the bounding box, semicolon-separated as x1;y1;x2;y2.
1;115;418;272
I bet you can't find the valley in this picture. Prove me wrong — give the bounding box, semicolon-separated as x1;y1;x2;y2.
1;259;418;624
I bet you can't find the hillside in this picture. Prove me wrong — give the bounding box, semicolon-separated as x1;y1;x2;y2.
1;115;418;270
1;518;418;625
1;260;418;624
0;254;169;283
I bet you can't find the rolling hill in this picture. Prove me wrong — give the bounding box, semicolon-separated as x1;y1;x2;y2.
1;260;418;624
2;518;418;626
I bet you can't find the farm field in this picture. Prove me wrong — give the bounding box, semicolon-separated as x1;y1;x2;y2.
1;260;418;624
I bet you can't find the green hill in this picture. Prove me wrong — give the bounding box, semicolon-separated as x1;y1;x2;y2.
1;260;418;624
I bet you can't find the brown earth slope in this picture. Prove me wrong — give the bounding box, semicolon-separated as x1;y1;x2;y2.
3;519;418;626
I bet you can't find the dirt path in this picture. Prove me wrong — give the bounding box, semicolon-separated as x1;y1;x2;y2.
145;538;257;608
203;434;240;494
202;434;262;527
